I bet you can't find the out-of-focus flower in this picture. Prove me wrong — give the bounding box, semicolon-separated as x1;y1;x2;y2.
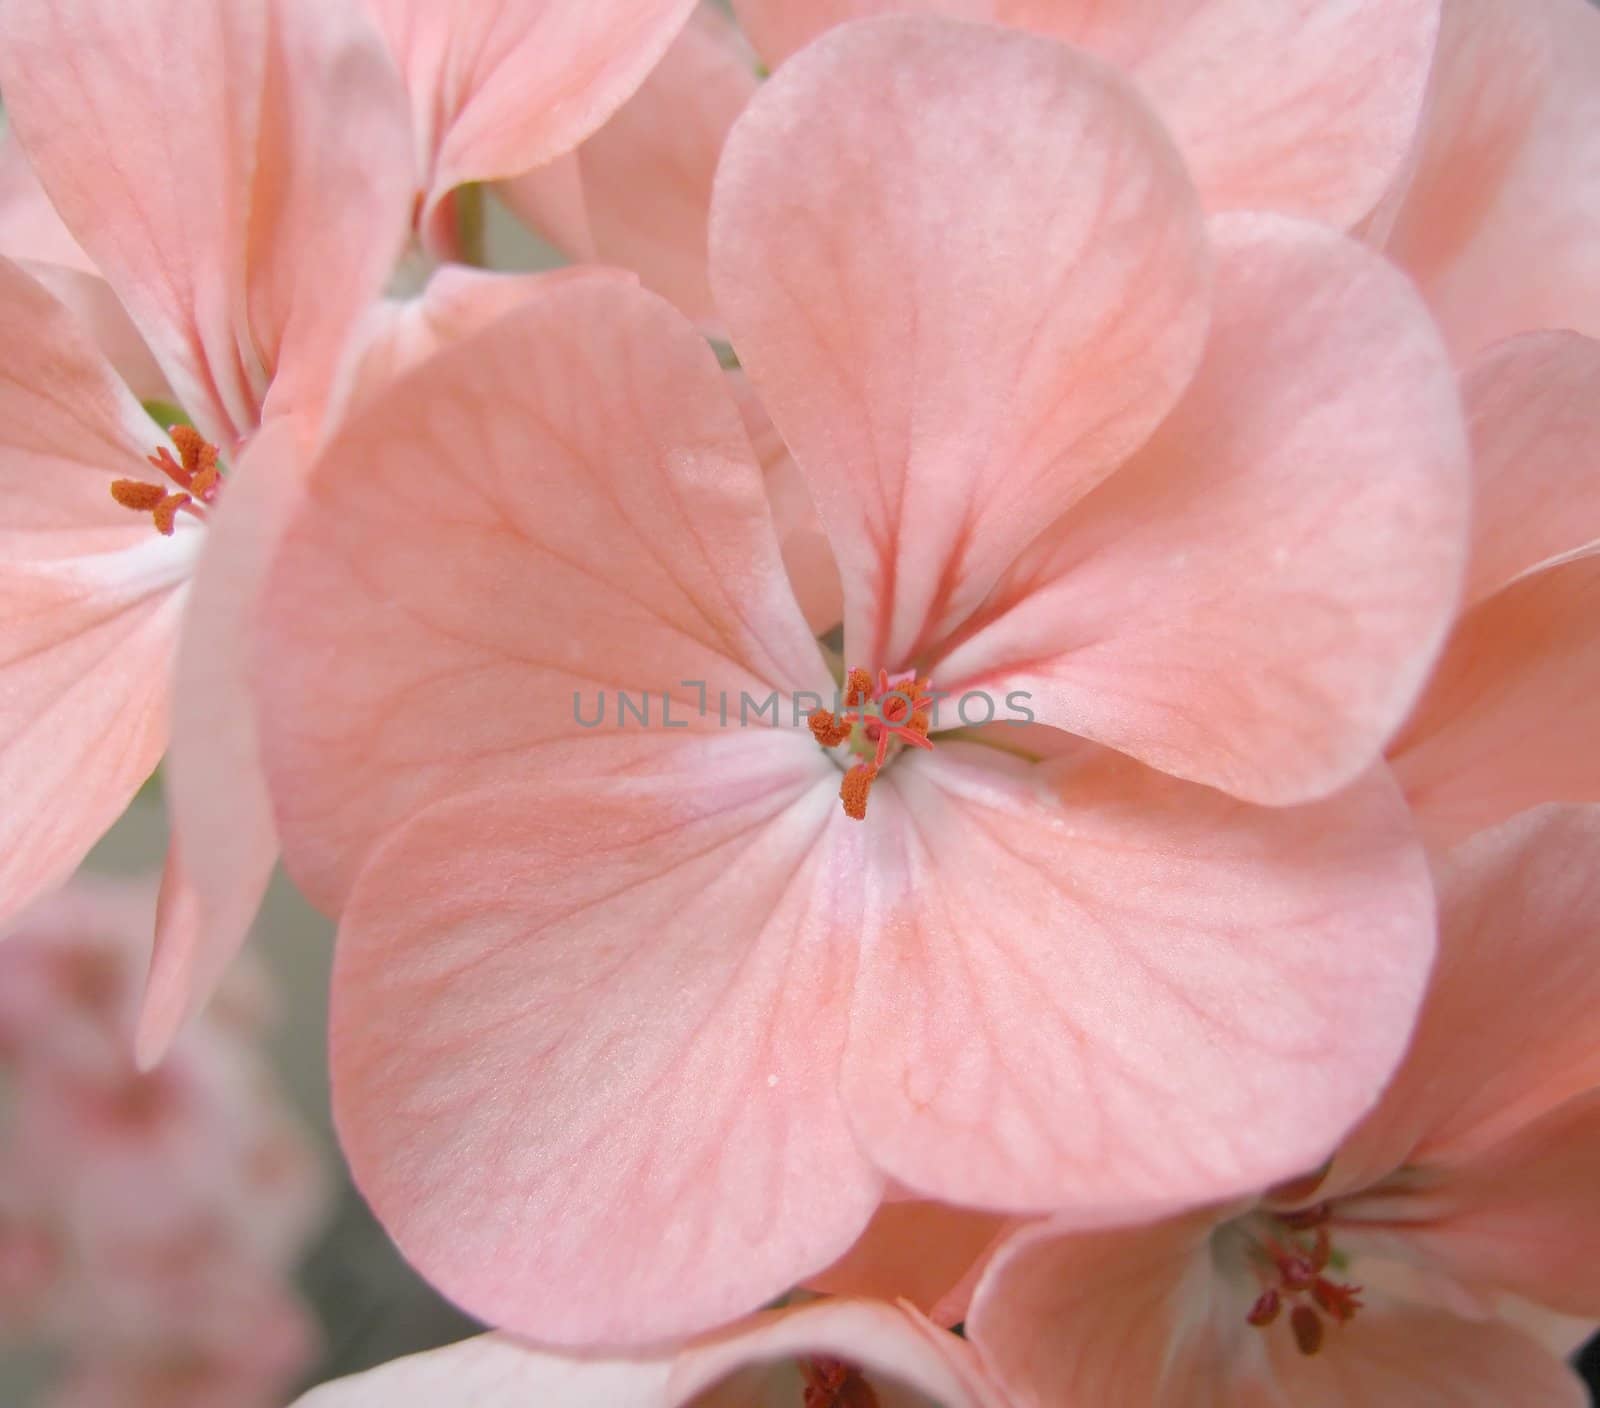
966;806;1600;1406
257;17;1468;1346
360;0;700;257
287;1297;1002;1408
1389;331;1600;844
1375;0;1600;362
0;875;327;1408
0;0;415;1061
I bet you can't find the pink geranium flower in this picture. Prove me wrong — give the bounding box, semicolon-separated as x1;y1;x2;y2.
287;1297;1003;1408
257;17;1470;1345
966;806;1600;1406
0;0;416;1061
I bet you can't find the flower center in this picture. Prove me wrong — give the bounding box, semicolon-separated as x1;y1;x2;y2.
801;1357;880;1408
110;425;222;535
808;666;935;820
1241;1202;1363;1355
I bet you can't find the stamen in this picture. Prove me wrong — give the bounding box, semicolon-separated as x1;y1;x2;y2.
1244;1208;1362;1356
110;480;166;512
110;428;224;536
810;665;936;821
840;763;877;821
802;1358;880;1408
1246;1289;1281;1326
1290;1305;1324;1356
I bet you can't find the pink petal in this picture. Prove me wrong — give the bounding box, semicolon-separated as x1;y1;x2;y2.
136;422;308;1065
259;273;828;912
969;1214;1585;1407
13;263;170;406
709;15;1211;672
1330;807;1600;1190
244;0;416;432
1390;554;1600;845
938;215;1469;806
1395;0;1600;360
292;1301;997;1407
292;1335;673;1406
805;1201;1018;1327
734;0;1437;227
0;131;93;273
0;554;184;933
367;0;697;247
1460;331;1600;605
0;258;188;926
330;764;880;1345
842;743;1435;1213
499;4;758;331
328;265;638;425
0;138;160;395
0;0;412;448
1379;0;1551;308
728;371;845;637
1356;1093;1600;1324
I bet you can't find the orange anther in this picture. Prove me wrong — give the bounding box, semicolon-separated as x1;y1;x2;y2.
110;479;166;511
840;763;878;820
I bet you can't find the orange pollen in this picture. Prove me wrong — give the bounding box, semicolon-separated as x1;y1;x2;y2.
809;666;935;821
110;426;223;536
1245;1206;1362;1357
802;1358;880;1408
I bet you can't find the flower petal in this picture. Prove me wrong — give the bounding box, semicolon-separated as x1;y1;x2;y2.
328;265;637;425
842;744;1435;1212
136;422;310;1065
330;762;878;1345
1381;1092;1600;1322
805;1200;1018;1327
499;4;758;332
1390;555;1600;846
0;548;188;930
292;1301;997;1408
291;1334;672;1407
937;214;1468;806
1460;331;1600;605
1330;807;1600;1190
259;273;828;912
368;0;697;245
244;0;416;432
710;15;1211;672
0;0;412;447
733;0;1437;226
1395;0;1600;360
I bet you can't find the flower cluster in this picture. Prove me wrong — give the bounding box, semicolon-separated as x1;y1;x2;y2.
0;879;326;1408
0;0;1597;1403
